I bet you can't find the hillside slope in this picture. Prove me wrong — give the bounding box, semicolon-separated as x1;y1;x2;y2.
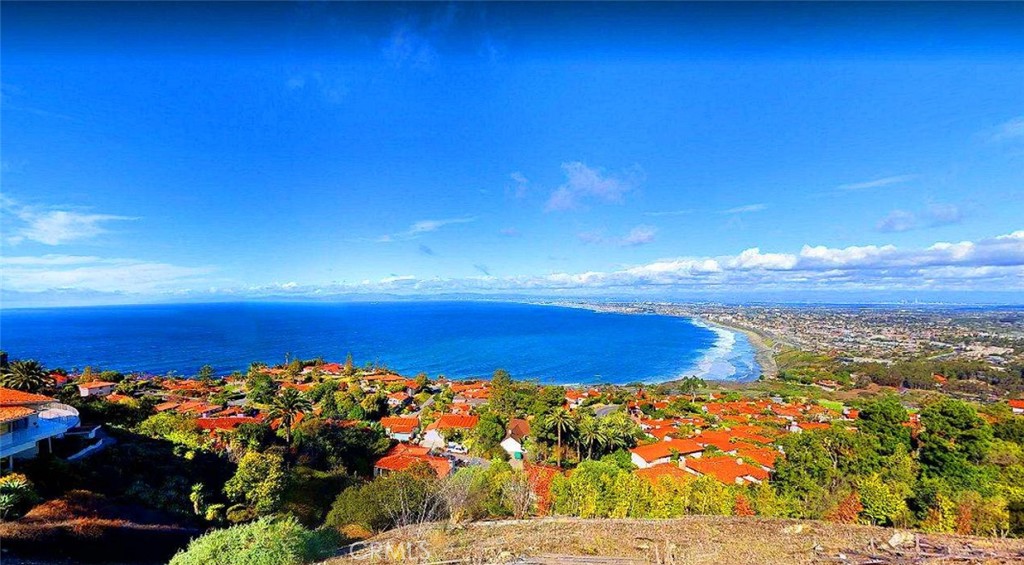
325;516;1024;564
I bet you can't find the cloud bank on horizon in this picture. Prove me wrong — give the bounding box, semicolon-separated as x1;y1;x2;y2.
3;231;1023;301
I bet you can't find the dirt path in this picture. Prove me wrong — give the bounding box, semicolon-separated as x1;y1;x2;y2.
324;516;1024;564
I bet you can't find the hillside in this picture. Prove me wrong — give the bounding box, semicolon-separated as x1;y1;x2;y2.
325;516;1024;564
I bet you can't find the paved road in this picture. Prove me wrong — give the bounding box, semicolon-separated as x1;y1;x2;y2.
593;404;621;418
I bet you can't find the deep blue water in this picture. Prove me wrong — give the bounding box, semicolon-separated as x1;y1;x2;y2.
0;301;760;384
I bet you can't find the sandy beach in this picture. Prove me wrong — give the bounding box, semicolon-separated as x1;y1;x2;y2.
694;316;778;379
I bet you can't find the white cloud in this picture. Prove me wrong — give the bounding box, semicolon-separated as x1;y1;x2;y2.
375;217;475;242
621;225;657;247
877;209;918;232
577;225;657;247
838;174;917;191
1;255;214;293
727;248;799;270
722;203;766;214
545;162;644;212
924;203;963;226
644;209;692;217
876;203;964;233
331;230;1024;293
989;116;1024;143
3;199;137;245
508;172;529;199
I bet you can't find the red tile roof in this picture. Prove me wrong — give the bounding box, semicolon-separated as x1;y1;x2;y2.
78;381;116;389
0;406;35;424
684;455;770;485
630;438;704;464
154;401;180;412
508;418;530;441
0;387;55;406
375;443;451;477
196;416;263;431
432;414;479;430
635;463;695;486
734;444;780;469
380;416;420;434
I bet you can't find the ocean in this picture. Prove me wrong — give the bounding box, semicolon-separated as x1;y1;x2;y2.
0;301;761;384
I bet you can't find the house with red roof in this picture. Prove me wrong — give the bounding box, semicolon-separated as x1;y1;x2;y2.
374;443;452;478
174;401;221;417
154;401;181;413
77;381;117;398
682;455;770;485
789;421;831;433
387;391;411;409
501;418;531;458
196;416;263;433
380;416;420;442
420;414;479;450
1;387;80;467
1010;399;1024;415
281;382;314;393
630;438;704;469
635;463;695;486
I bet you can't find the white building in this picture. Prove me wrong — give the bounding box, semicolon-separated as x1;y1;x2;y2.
1;387;80;469
77;381;117;398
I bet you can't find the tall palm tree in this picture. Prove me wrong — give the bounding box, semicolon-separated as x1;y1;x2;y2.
546;408;576;468
267;388;312;444
0;360;51;393
577;416;609;460
601;419;630;453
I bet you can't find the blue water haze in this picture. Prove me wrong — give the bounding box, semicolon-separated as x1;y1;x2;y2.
0;301;760;385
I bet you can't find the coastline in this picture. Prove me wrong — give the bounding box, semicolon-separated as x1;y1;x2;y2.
693;316;778;380
533;300;770;383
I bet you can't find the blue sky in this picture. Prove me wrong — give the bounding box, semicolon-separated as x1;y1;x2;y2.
2;2;1023;306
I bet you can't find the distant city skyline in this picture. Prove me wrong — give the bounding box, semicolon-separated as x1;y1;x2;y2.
2;2;1023;307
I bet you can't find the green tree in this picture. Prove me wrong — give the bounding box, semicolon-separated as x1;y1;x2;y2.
994;416;1024;445
168;515;337;565
472;412;506;456
545;408;576;468
919;398;993;491
489;368;516;417
857;394;911;456
577;414;608;460
268;388;313;444
0;359;52;392
858;474;908;526
246;372;278;405
197;364;216;384
224;451;289;515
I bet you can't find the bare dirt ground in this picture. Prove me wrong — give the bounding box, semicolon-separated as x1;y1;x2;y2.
324;516;1024;564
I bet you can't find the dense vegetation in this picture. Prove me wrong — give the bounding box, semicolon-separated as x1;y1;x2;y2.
6;352;1024;565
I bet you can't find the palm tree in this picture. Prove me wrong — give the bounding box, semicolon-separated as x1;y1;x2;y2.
0;360;51;393
267;388;312;444
577;416;609;460
601;419;631;453
546;408;576;468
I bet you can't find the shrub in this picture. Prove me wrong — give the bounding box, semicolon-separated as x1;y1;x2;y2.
168;515;339;565
223;451;288;515
0;473;39;521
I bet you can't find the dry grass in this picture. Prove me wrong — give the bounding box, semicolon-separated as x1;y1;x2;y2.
324;516;1024;564
0;490;198;563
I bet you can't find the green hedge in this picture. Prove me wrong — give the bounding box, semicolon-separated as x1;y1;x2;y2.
169;516;338;565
